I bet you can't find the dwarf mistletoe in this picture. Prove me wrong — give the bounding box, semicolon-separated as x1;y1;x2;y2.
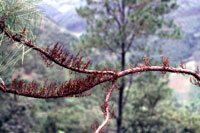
0;0;200;133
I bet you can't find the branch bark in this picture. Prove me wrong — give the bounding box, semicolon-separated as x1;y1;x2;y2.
95;80;116;133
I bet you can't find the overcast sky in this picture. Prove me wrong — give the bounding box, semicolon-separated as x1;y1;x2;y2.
42;0;84;13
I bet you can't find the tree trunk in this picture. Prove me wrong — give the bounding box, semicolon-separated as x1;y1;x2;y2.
117;43;126;133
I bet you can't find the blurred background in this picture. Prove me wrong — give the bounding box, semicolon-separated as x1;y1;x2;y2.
1;0;200;132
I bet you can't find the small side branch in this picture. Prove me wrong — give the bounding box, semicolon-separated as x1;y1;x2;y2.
95;80;116;133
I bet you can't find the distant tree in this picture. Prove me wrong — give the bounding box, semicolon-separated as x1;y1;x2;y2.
0;0;200;133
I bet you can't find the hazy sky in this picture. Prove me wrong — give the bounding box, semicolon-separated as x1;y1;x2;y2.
42;0;84;13
42;0;200;13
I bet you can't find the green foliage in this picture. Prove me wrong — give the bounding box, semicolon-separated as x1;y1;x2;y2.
121;72;200;133
42;101;90;133
123;72;174;132
189;84;200;106
0;0;42;82
0;0;41;39
76;0;182;54
0;92;40;133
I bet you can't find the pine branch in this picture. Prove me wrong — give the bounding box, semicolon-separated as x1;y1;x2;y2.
0;17;115;75
0;72;113;98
